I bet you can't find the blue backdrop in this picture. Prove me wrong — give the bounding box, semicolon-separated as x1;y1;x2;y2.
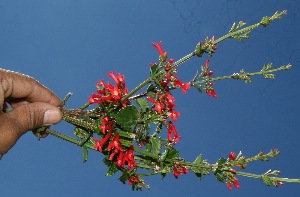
1;0;299;196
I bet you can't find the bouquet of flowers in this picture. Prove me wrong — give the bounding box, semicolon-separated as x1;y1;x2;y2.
37;10;299;191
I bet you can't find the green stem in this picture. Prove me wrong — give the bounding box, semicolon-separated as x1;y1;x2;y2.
193;64;291;85
46;129;80;145
236;171;300;184
121;78;152;103
134;147;159;160
172;51;196;68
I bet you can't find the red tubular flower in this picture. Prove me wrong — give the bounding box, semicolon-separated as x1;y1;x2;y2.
233;179;241;188
107;71;125;88
168;122;181;143
167;73;190;94
99;116;115;134
147;97;165;114
182;166;189;174
123;145;137;169
173;165;188;179
128;175;139;185
88;93;103;104
206;88;218;98
94;132;113;152
227;182;233;190
206;60;209;67
173;167;179;179
229;152;237;160
152;41;165;56
107;133;122;152
180;82;190;94
169;110;180;122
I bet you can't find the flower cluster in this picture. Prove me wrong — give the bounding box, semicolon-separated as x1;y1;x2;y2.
88;71;128;106
88;72;138;185
226;152;241;190
203;60;218;98
148;42;191;142
173;162;189;179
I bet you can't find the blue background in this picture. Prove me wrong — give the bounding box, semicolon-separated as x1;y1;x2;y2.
1;0;300;196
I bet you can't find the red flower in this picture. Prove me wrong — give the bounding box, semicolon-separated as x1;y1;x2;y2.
152;41;165;56
99;116;115;134
107;71;125;88
94;132;113;152
206;60;209;67
107;133;123;152
206;86;218;98
167;122;181;143
173;165;188;179
147;97;165;114
229;152;236;160
227;182;233;190
169;110;180;122
166;73;190;94
123;145;137;169
233;179;241;188
128;175;139;185
173;167;180;179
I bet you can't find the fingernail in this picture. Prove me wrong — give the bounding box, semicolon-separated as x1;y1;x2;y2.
43;109;61;126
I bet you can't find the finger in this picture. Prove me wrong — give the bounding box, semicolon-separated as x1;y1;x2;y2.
0;69;61;106
0;102;62;155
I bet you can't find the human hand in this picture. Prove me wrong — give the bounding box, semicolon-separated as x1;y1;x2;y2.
0;69;62;159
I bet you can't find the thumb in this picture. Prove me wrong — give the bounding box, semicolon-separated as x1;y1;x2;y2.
0;102;62;156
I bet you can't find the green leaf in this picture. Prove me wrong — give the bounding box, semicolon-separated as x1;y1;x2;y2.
136;98;148;113
166;148;179;160
194;172;202;180
146;84;156;98
262;175;272;186
193;154;203;164
149;137;161;155
216;158;227;165
82;146;88;163
106;164;119;176
119;172;129;184
115;105;138;132
215;172;225;182
150;64;159;76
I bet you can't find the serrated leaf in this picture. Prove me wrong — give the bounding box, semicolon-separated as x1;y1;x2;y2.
136;98;148;113
150;64;159;76
147;84;156;98
194;172;202;180
137;163;152;169
229;22;237;33
216;158;227;165
106;164;119;176
237;21;246;28
103;157;111;166
215;172;225;182
262;175;272;186
160;149;168;161
193;154;203;164
150;138;161;155
119;172;129;184
166;148;179;160
115;105;138;132
82;146;88;163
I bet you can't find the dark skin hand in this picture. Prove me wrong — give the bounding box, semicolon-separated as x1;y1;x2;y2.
0;69;62;159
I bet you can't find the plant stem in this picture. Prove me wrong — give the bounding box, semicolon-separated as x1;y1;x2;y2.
121;78;152;103
236;171;300;184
